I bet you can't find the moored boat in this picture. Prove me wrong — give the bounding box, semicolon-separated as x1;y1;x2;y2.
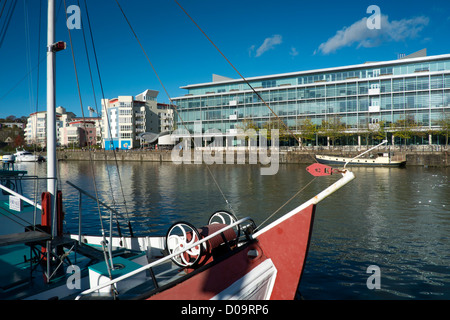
0;0;356;300
14;148;45;162
316;153;406;167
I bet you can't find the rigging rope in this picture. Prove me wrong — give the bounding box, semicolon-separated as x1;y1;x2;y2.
256;177;317;231
173;0;318;164
0;0;16;49
33;0;43;227
82;0;134;236
173;0;300;144
77;0;127;238
173;0;326;227
114;0;237;216
64;0;128;278
63;0;108;243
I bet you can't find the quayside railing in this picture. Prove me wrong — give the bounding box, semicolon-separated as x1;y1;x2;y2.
66;181;134;243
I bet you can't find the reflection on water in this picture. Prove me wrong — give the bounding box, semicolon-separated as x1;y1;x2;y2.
15;161;450;300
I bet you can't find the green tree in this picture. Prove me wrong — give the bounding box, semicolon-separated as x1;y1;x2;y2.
321;116;346;146
437;112;450;146
237;118;259;132
262;119;290;143
297;118;317;147
236;118;259;145
390;117;418;146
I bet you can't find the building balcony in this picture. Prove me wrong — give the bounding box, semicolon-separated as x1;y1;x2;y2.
368;88;380;95
368;105;380;112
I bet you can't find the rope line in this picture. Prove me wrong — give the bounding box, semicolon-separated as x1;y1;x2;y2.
115;0;237;216
83;0;134;236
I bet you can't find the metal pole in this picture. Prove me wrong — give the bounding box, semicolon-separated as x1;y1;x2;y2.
47;0;57;237
78;191;82;244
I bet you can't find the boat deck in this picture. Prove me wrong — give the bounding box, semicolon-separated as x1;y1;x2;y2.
0;234;155;299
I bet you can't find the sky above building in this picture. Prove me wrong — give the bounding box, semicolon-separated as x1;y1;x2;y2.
0;0;449;119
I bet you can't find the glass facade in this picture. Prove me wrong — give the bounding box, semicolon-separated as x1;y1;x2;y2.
173;55;450;135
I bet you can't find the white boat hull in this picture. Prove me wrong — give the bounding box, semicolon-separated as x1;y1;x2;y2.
316;154;406;167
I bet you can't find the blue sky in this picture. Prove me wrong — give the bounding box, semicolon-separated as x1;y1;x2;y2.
0;0;449;119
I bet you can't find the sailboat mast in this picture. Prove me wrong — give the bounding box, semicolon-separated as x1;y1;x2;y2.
46;0;56;236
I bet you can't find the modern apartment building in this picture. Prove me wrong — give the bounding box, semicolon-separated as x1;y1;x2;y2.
25;107;76;147
172;50;450;145
59;118;101;147
101;89;174;150
157;103;174;133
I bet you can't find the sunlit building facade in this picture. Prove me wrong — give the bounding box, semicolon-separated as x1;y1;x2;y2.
172;51;450;144
101;89;174;150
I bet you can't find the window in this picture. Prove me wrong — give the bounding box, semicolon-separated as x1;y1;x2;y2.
380;80;391;93
430;92;443;108
287;89;296;100
405;77;416;91
430;75;443;89
405;93;415;108
358;97;368;111
347;97;357;112
120;125;132;131
392;78;405;92
262;80;276;88
416;92;429;108
445;75;450;88
416;77;429;90
336;84;346;96
381;95;392;110
120;132;131;139
380;67;393;75
346;83;357;95
119;117;131;123
415;64;429;72
359;82;368;94
326;84;336;97
305;88;315;99
337;97;346;112
393;93;405;109
119;109;132;115
315;86;325;98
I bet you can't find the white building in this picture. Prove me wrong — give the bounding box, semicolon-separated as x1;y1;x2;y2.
157;103;174;133
59;118;101;147
101;89;174;150
24;111;47;146
25;107;79;147
173;50;450;146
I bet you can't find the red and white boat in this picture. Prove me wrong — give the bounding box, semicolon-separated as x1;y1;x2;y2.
0;0;355;300
72;166;354;300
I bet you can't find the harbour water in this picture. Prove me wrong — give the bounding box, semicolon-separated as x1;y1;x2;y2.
15;160;450;300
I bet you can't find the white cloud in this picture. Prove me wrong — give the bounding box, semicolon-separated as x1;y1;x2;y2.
316;14;429;55
252;35;283;57
289;47;299;57
248;45;255;57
